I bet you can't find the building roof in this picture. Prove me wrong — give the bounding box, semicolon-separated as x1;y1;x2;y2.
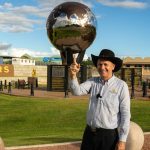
123;57;150;64
0;56;18;59
21;54;32;59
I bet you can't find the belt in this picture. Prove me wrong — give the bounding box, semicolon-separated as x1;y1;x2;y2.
87;125;117;133
87;125;102;133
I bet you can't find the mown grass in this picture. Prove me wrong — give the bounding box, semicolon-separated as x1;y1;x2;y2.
0;94;149;147
130;100;150;132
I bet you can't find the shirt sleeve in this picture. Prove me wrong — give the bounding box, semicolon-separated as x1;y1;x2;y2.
69;78;93;96
118;81;131;142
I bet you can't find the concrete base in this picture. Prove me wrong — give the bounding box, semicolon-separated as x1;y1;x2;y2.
5;141;81;150
0;137;5;150
126;121;144;150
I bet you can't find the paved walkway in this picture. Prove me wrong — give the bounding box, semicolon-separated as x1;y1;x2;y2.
0;88;88;99
1;87;150;100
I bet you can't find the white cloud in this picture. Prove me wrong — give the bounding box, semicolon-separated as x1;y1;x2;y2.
0;46;60;58
83;54;88;60
7;5;50;18
37;0;84;8
0;0;94;33
0;0;148;33
0;43;12;50
37;0;93;14
0;44;89;61
3;2;13;9
0;2;44;32
0;11;43;32
97;0;148;8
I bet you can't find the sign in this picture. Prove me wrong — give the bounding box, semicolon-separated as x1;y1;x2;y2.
0;65;14;77
52;66;65;77
43;57;49;62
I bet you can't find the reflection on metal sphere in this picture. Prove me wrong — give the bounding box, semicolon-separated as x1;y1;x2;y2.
46;2;97;65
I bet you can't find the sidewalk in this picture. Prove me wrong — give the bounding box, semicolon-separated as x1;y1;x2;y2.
1;88;149;100
0;88;88;99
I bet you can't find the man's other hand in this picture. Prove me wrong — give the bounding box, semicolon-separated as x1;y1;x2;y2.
116;141;126;150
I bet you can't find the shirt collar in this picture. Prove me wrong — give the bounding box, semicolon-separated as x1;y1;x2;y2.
99;75;115;85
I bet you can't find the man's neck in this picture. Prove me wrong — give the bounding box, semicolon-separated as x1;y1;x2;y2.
101;74;113;81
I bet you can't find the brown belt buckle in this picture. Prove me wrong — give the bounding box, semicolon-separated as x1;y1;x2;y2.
91;128;96;133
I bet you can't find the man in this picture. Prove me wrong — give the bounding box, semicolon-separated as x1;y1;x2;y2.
69;49;131;150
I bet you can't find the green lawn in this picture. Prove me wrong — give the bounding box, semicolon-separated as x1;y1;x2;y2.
130;100;150;132
0;94;149;147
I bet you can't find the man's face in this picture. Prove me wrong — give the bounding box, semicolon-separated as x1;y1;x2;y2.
97;59;115;80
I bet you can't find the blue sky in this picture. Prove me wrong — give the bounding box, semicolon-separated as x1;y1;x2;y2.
0;0;150;59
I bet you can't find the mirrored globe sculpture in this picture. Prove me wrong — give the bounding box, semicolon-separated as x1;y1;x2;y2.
46;2;97;65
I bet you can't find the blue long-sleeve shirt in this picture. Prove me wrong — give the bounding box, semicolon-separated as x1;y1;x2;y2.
70;75;131;142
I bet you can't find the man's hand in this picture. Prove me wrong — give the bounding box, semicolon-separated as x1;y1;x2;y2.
116;141;126;150
69;56;80;79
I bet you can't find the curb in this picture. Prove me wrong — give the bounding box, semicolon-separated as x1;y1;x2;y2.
144;132;150;135
5;141;81;150
5;133;150;150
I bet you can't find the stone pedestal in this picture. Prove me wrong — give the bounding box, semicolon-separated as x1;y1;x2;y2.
0;137;4;150
126;121;144;150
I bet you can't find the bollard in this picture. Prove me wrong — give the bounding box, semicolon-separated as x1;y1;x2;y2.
30;83;34;96
4;80;7;89
130;69;135;99
36;78;38;88
142;81;147;97
0;81;3;91
0;137;5;150
15;81;18;88
17;79;19;89
64;90;69;98
8;82;12;94
64;65;69;98
0;81;2;91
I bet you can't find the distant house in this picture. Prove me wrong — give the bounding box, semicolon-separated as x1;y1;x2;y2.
0;54;35;66
0;56;15;64
12;54;35;66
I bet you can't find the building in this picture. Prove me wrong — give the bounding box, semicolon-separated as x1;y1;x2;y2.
123;57;150;80
0;56;14;64
0;54;35;66
12;54;35;66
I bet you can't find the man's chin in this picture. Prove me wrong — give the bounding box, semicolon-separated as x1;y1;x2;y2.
100;73;107;76
100;75;106;79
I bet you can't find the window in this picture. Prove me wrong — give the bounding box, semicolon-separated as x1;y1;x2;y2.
126;64;130;67
144;65;150;70
135;64;142;68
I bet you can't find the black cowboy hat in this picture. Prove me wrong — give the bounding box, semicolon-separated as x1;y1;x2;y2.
91;49;122;72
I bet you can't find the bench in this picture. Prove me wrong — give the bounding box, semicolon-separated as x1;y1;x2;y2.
18;79;28;89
